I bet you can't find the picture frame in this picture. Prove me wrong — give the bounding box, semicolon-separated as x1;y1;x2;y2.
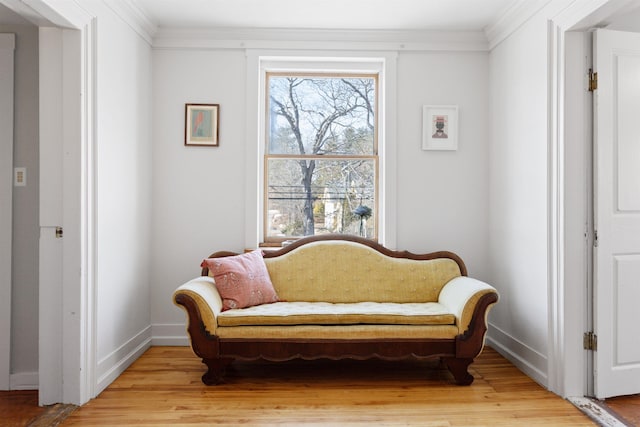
185;103;219;146
422;105;458;151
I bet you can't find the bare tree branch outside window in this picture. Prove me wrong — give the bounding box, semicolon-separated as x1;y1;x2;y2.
266;74;377;241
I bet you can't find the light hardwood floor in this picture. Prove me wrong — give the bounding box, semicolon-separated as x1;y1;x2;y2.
0;390;45;426
605;394;640;425
60;346;594;426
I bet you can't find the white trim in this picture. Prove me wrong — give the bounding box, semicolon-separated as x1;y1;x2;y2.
10;372;38;391
379;53;397;250
244;50;397;250
38;26;64;406
81;17;98;403
551;0;639;31
244;50;261;249
0;0;67;27
24;0;96;406
0;33;15;392
151;324;190;346
154;28;489;52
96;326;152;395
61;26;84;405
568;397;628;427
1;0;90;28
486;323;549;386
546;18;564;398
546;0;640;399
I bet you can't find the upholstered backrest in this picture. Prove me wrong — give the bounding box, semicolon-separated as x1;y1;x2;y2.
263;240;462;303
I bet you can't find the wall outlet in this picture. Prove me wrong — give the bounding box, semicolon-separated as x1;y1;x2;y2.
14;167;26;187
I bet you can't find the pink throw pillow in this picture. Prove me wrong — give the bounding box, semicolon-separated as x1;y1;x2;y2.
201;250;278;311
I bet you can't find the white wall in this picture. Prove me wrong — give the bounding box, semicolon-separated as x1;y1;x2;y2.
150;46;491;342
487;8;551;385
81;1;154;394
10;22;38;387
150;48;249;341
0;17;40;389
396;51;490;280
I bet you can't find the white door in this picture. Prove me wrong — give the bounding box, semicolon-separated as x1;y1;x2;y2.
0;34;15;391
39;27;65;404
593;28;640;399
39;25;94;405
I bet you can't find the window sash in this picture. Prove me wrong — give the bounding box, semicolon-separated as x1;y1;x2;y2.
266;72;379;156
263;71;380;245
263;157;378;243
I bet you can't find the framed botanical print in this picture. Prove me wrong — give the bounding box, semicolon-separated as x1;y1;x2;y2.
185;103;219;147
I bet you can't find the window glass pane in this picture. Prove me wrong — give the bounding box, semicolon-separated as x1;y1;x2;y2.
266;158;376;238
268;76;375;155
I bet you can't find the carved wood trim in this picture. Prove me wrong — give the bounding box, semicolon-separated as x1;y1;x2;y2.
200;234;467;276
200;250;239;276
217;338;456;362
455;292;499;358
175;288;497;385
173;293;219;359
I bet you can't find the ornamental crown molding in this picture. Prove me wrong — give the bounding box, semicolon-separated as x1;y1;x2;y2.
1;0;92;28
484;0;553;50
104;0;157;45
152;27;489;52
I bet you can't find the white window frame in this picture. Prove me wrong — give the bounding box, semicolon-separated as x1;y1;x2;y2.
244;50;397;249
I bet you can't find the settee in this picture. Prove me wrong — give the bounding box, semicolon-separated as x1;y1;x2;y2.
173;235;498;386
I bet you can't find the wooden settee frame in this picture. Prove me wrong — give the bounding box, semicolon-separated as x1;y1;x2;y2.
174;235;498;386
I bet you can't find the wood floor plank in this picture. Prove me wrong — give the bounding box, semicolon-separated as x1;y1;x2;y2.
59;346;595;426
0;390;46;427
603;394;640;426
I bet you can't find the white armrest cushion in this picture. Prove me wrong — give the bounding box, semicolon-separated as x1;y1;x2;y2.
438;276;498;334
173;276;222;335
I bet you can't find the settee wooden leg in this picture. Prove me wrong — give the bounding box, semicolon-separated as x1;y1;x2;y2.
443;357;474;385
202;357;234;385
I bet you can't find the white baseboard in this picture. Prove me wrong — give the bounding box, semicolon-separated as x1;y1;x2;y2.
96;325;152;395
10;371;38;390
151;323;189;346
3;323;551;394
8;325;177;394
486;322;548;387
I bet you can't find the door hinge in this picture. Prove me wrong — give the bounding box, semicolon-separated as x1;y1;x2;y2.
594;229;598;247
584;332;598;351
55;226;63;239
589;68;598;92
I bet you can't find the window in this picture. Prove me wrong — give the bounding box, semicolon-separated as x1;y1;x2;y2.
264;73;378;243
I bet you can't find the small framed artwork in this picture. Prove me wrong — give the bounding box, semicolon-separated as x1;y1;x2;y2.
422;105;458;151
185;103;219;146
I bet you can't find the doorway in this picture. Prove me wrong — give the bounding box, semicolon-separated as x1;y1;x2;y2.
554;1;640;400
0;0;96;405
591;27;640;399
0;32;15;391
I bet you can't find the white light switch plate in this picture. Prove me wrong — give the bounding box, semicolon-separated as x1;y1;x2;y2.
14;167;26;187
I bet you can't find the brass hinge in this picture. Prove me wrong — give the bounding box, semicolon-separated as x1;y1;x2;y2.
589;69;598;92
594;229;598;248
584;332;597;351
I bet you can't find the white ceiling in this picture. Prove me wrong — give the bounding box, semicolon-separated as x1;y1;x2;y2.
2;1;640;35
133;0;520;32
